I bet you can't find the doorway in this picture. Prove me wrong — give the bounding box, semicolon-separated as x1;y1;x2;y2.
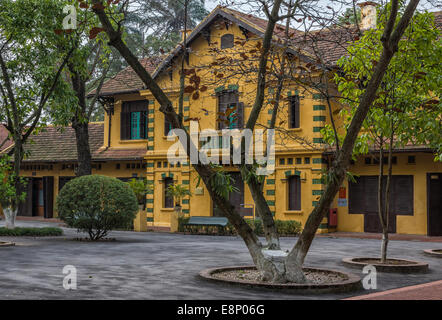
18;176;54;218
427;173;442;236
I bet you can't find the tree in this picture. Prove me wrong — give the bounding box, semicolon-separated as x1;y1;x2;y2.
127;178;153;205
0;155;26;228
124;0;209;57
330;7;441;263
87;0;421;283
0;0;74;228
50;1;114;177
167;184;192;207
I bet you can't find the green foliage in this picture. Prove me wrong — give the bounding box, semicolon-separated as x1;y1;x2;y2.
329;7;441;160
0;0;75;126
178;216;190;232
179;217;302;236
56;175;138;240
123;0;208;56
0;227;63;237
0;156;26;209
166;184;192;206
127;178;152;204
207;165;240;200
337;7;361;26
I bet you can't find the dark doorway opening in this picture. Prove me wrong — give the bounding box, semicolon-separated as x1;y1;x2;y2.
18;176;54;218
427;173;442;236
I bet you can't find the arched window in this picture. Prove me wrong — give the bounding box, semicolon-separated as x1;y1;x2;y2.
220;34;234;49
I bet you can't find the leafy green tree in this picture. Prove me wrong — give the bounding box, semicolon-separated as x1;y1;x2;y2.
124;0;208;56
127;178;153;205
166;183;192;207
49;1;115;177
0;0;74;227
329;7;441;262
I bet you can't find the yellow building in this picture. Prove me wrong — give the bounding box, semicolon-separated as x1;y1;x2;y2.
0;123;147;218
95;6;440;235
2;6;440;236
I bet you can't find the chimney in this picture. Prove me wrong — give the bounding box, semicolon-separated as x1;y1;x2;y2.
180;29;192;42
358;1;377;30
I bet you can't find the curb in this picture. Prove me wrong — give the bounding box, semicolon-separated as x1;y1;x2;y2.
423;249;442;258
342;257;429;273
199;265;362;294
0;241;15;247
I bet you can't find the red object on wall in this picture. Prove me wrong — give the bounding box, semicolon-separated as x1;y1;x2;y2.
329;208;338;228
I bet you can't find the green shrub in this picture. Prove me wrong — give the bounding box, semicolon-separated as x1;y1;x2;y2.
275;219;302;236
0;227;63;237
178;216;190;232
192;218;302;236
56;175;138;240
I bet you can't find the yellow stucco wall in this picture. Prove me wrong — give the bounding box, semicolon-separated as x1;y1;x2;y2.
335;153;442;235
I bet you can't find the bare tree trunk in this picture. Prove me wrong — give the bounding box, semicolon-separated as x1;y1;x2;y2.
243;172;280;250
72;120;92;176
69;66;92;177
382;127;395;263
378;143;388;263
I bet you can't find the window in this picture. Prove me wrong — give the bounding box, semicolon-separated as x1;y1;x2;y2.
279;158;285;165
120;100;148;140
304;157;310;164
408;155;416;164
288;175;301;211
164;177;174;208
217;90;243;130
296;158;302;164
157;162;162;168
221;34;234;49
164;117;173;136
289;95;300;128
287;158;293;165
349;175;413;215
365;157;372;165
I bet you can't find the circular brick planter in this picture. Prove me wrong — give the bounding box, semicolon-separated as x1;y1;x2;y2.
342;257;429;273
423;249;442;258
199;265;362;294
0;241;15;247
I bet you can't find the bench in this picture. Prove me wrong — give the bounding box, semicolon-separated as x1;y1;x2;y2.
183;216;229;235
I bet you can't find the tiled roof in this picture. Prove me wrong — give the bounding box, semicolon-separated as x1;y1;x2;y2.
91;7;441;95
5;123;146;162
89;56;163;97
93;147;147;161
0;125;13;152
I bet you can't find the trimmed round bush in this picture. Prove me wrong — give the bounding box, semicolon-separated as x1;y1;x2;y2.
56;175;138;240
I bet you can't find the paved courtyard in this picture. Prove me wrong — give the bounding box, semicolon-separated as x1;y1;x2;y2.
0;220;441;300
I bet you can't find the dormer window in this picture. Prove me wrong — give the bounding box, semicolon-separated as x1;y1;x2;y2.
221;34;234;49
